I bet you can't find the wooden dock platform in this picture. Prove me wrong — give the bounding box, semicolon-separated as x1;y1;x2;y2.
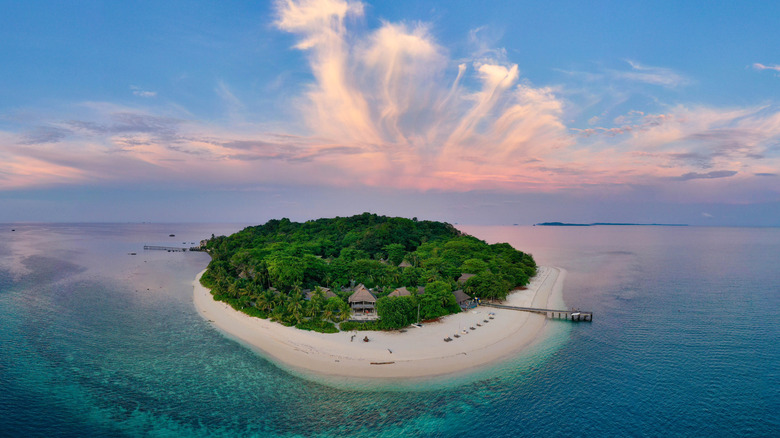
482;303;593;322
143;245;188;252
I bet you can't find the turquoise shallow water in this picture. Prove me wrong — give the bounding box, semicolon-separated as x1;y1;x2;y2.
0;223;778;437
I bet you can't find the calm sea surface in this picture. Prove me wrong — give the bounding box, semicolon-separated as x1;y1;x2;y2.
0;223;777;437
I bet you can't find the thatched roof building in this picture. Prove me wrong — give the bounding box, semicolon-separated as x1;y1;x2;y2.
398;260;412;268
305;287;337;300
457;273;476;283
348;284;376;313
387;287;412;298
452;289;472;308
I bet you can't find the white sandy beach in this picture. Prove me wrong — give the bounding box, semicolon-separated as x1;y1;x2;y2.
193;266;565;379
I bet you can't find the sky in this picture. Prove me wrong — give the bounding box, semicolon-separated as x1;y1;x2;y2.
1;0;779;226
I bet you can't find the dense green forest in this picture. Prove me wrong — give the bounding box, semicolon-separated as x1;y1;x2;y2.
200;213;536;332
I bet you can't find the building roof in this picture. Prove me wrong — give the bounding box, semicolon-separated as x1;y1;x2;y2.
348;284;376;303
305;287;337;300
388;287;412;297
453;289;471;305
457;273;476;283
398;260;412;268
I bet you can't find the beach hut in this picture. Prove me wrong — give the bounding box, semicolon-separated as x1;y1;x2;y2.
398;260;412;268
348;284;376;314
452;289;472;308
457;273;476;284
305;287;337;300
387;287;412;298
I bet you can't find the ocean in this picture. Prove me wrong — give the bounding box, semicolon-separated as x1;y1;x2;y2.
0;223;777;437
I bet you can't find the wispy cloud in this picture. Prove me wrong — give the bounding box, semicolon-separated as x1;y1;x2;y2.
752;63;780;73
131;85;157;98
272;0;572;189
66;112;182;139
2;0;780;206
18;126;71;145
676;170;737;181
610;60;689;88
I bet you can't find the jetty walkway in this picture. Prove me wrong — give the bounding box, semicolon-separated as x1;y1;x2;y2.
482;303;593;322
143;245;188;252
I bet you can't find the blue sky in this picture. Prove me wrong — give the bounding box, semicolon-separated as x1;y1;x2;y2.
1;0;779;225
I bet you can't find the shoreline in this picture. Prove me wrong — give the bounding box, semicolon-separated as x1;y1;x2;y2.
193;266;565;380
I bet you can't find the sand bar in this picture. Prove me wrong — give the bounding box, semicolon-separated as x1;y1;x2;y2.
193;266;564;379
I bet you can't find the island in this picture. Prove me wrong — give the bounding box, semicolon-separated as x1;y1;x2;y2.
193;213;565;379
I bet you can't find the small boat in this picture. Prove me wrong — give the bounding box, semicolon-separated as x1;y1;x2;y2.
169;234;175;237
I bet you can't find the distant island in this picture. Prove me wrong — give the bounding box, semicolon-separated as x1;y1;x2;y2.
199;213;537;333
535;222;688;227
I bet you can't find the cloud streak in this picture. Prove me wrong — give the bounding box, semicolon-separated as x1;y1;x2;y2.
753;63;780;73
676;170;738;181
131;86;157;98
614;60;689;87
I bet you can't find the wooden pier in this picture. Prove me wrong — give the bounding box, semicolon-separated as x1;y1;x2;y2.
482;303;593;322
143;245;188;252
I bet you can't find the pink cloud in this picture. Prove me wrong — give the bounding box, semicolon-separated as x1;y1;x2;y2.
2;0;780;208
753;63;780;73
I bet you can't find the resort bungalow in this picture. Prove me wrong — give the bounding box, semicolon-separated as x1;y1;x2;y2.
457;273;476;284
305;287;337;300
398;260;412;268
452;289;473;309
348;284;376;315
387;287;412;298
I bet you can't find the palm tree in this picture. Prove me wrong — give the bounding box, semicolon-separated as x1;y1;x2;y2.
338;304;352;322
304;301;318;319
264;289;277;312
255;289;274;313
227;282;240;299
287;295;304;324
271;305;285;322
307;287;325;318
